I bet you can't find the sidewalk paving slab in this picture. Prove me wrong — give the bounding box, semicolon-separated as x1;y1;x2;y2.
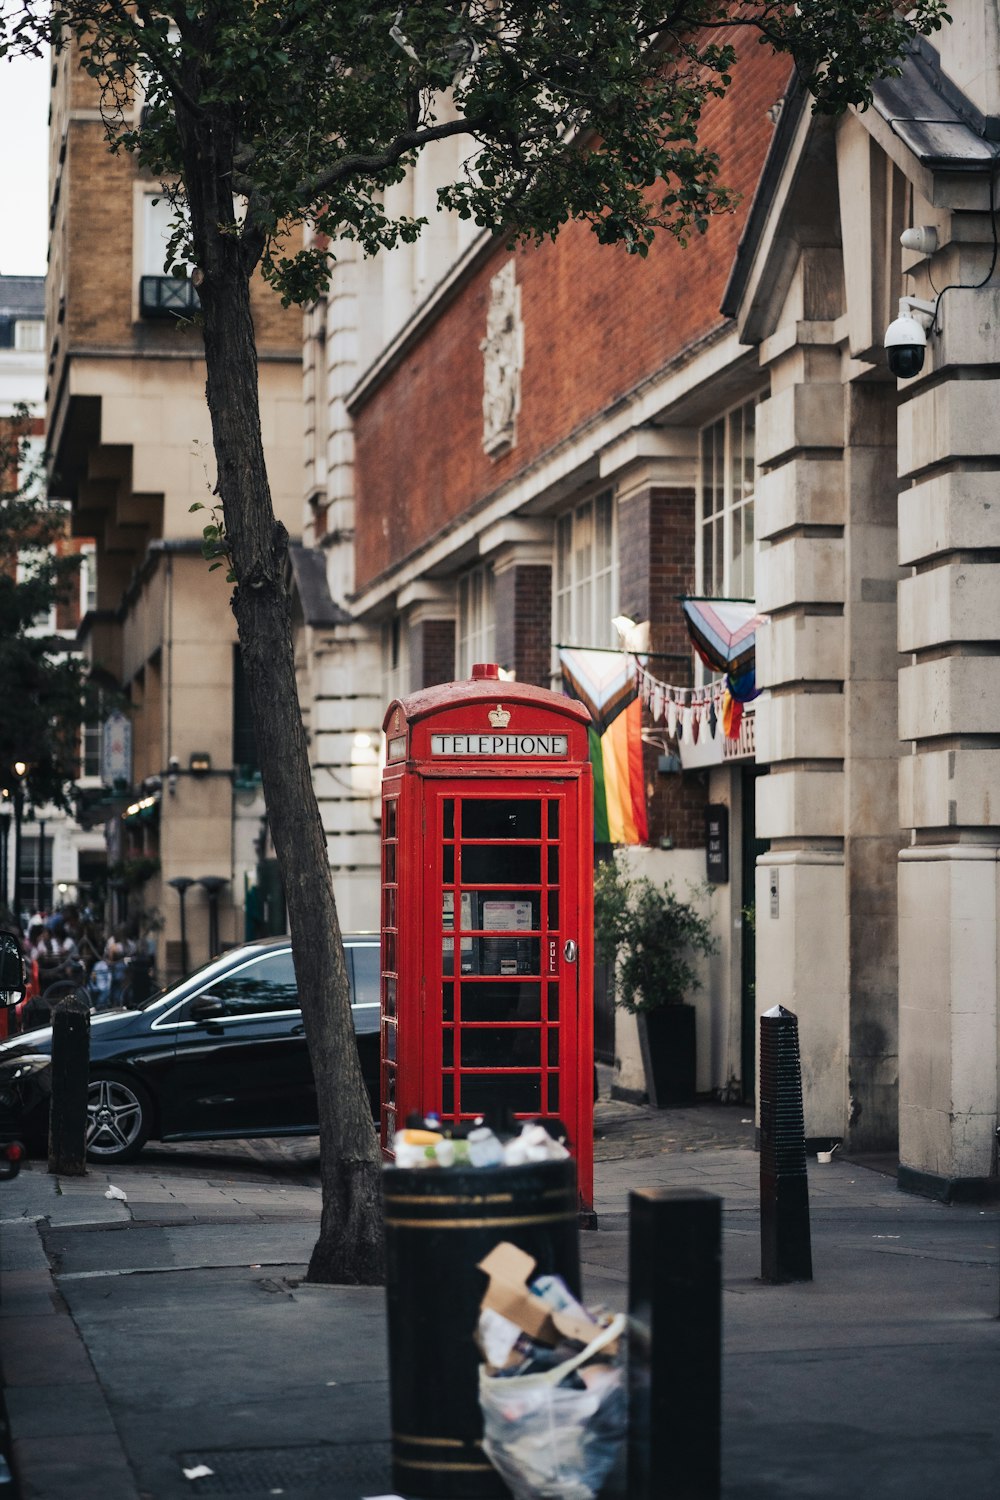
0;1103;997;1500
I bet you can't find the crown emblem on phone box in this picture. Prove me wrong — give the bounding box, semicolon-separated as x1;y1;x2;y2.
488;704;511;728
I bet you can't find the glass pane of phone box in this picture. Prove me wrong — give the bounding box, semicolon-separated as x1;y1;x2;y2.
460;800;541;839
461;1075;542;1115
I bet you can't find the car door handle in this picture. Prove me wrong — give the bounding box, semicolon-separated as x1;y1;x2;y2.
291;1023;307;1036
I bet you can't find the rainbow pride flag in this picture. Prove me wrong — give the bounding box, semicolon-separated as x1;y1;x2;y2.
559;648;649;846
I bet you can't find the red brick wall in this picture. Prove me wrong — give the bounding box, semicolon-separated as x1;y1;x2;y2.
495;564;553;687
353;35;790;590
411;616;456;688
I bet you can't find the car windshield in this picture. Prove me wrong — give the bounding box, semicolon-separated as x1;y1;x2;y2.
133;936;377;1013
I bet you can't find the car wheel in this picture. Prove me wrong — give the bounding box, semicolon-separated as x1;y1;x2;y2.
86;1075;152;1164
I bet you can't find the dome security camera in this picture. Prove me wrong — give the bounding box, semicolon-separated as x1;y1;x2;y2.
884;296;936;379
899;226;939;256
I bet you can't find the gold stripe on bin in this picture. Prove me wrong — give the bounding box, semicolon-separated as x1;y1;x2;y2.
393;1433;483;1449
395;1456;494;1474
384;1210;578;1230
383;1187;572;1208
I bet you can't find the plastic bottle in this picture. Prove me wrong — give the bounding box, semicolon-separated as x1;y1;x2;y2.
467;1125;504;1167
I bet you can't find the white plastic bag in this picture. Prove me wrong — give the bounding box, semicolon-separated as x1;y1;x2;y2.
478;1314;627;1500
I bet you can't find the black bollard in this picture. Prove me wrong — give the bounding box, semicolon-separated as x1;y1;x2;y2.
627;1188;721;1500
48;992;91;1176
759;1004;813;1283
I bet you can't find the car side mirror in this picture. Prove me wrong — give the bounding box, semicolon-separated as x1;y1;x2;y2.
188;994;226;1022
0;933;26;1008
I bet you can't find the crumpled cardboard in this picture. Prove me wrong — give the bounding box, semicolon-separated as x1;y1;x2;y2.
477;1242;602;1348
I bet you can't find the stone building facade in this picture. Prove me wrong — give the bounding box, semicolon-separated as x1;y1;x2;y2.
297;28;791;1099
728;4;1000;1195
0;272;105;921
296;5;1000;1197
45;43;303;975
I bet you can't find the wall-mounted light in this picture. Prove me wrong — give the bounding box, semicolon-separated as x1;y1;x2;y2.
189;752;211;776
612;615;651;653
123;794;159;820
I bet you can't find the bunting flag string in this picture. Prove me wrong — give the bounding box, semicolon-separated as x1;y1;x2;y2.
627;655;744;742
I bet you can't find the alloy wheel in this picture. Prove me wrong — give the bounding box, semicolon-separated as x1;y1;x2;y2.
86;1077;146;1158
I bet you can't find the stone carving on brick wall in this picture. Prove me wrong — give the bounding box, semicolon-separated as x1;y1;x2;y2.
481;260;523;457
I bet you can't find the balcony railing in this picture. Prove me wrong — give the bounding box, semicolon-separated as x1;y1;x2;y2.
139;275;200;320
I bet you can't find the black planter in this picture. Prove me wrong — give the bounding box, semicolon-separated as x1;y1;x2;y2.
639;1003;697;1107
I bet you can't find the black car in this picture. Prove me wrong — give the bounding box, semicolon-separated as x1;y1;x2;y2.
0;936;380;1165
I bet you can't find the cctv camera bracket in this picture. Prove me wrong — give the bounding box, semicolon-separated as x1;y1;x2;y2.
898;296;936;330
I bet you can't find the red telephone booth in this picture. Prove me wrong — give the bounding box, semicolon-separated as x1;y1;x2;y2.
380;663;595;1213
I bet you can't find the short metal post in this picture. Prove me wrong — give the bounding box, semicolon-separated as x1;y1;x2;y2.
48;993;90;1176
628;1188;721;1500
759;1004;813;1283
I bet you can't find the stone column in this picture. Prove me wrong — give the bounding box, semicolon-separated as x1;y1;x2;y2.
842;383;903;1150
300;243;385;932
896;275;1000;1196
754;302;849;1143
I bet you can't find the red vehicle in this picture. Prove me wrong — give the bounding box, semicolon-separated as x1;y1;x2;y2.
0;939;32;1041
0;930;29;1035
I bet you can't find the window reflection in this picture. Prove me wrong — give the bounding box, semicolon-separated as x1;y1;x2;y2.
182;952;297;1019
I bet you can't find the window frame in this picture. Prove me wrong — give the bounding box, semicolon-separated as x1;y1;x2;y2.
697;395;762;602
14;319;45;353
553;489;618;652
381;615;410;705
457;562;496;677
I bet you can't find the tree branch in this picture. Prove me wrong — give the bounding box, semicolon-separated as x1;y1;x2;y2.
99;0;205;121
294;112;490;204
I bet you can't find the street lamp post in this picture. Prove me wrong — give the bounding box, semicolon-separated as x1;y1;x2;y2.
0;801;10;910
197;876;228;960
35;815;47;914
167;876;195;977
11;764;26;931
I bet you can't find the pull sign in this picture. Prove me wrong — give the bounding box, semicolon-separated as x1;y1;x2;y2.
563;939;578;964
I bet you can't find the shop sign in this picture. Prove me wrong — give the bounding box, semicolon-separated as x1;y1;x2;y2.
101;711;132;789
705;804;729;884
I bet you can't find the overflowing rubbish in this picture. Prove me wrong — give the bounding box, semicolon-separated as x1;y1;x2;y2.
391;1114;570;1169
476;1242;626;1500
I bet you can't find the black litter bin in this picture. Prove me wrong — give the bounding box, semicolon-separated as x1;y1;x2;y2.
384;1157;580;1499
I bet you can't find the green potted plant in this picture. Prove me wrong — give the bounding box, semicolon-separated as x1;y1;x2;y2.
594;855;717;1107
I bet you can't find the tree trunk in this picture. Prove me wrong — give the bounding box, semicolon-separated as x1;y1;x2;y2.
181;119;384;1283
